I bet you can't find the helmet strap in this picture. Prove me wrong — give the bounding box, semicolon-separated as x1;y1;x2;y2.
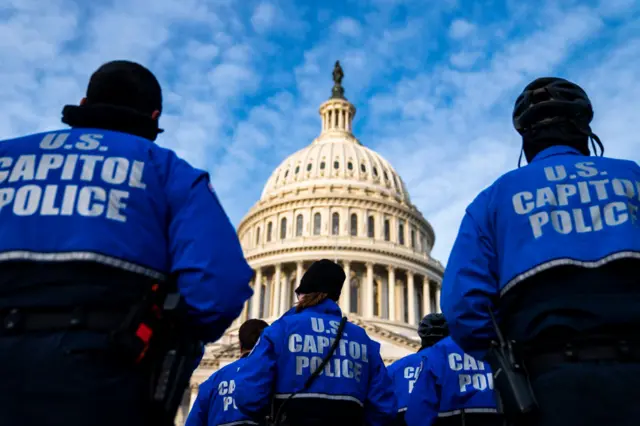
570;120;604;157
517;148;524;168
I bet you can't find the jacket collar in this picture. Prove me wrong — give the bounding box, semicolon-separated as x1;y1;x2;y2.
531;145;584;162
282;298;343;317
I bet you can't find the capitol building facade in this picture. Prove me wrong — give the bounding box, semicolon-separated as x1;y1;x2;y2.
175;62;445;425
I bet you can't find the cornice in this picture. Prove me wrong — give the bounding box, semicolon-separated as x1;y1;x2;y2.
243;243;444;280
238;193;436;245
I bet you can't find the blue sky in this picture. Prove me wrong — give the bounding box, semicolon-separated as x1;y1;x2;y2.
1;0;639;264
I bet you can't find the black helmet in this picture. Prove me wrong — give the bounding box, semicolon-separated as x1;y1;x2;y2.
418;313;448;349
512;77;593;135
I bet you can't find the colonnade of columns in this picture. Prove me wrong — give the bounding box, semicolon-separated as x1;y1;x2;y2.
235;260;441;326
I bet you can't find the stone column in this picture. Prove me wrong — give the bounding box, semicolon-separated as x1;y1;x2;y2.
239;299;246;322
365;263;374;318
407;270;416;325
340;261;351;313
174;412;184;426
251;268;262;318
280;270;290;314
423;276;432;316
435;283;441;313
387;266;395;321
272;264;282;317
396;280;405;322
189;386;198;411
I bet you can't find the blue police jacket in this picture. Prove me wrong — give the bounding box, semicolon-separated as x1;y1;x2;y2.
440;145;640;358
233;299;398;426
0;128;253;343
387;349;427;415
186;355;259;426
405;337;498;426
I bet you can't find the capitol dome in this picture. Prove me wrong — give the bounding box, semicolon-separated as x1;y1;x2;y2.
260;123;411;203
175;62;445;425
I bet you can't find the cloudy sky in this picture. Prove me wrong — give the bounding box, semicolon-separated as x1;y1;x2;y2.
1;0;638;264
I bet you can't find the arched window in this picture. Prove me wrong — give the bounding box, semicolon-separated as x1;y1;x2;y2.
267;222;273;242
398;220;405;245
350;213;358;236
384;219;390;241
255;227;261;245
332;212;340;235
280;217;287;240
367;215;375;238
313;213;322;235
296;214;303;236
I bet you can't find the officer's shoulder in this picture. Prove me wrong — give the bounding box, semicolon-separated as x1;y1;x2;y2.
200;369;222;389
0;128;71;145
599;155;639;169
401;351;423;367
344;320;370;338
389;353;414;369
427;337;452;353
439;337;461;353
464;165;529;217
209;358;245;383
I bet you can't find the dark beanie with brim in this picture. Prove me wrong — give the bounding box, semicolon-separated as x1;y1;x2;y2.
295;259;345;301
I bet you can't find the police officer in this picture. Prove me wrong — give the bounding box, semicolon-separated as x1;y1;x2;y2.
405;334;501;426
0;60;254;426
387;313;449;426
187;319;270;426
440;76;640;426
234;259;398;426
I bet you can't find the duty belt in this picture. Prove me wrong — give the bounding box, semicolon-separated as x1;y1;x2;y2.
0;307;126;334
527;340;640;375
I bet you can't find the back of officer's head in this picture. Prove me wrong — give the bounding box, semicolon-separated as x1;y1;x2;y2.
418;313;449;351
61;60;164;141
294;259;345;312
239;319;269;353
512;76;602;164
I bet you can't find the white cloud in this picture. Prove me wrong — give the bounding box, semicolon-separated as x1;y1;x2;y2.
448;19;476;39
333;18;362;38
449;51;483;68
251;2;278;33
